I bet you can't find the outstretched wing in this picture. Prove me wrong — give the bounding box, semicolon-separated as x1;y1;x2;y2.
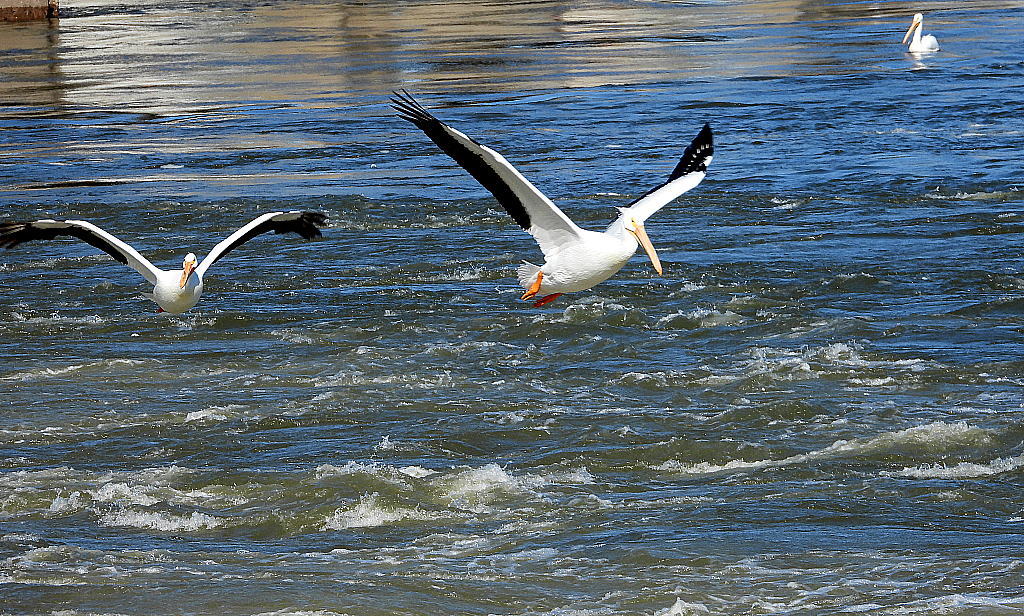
619;123;714;225
392;90;583;259
195;211;327;278
0;219;163;284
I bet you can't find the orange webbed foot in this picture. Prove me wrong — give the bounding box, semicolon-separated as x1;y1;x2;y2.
533;293;562;307
521;271;543;301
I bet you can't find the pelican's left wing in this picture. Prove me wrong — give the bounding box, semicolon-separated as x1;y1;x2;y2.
195;211;327;278
620;123;713;225
0;219;163;284
392;91;583;259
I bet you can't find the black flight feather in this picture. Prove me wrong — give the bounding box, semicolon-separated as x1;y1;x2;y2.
203;211;327;268
392;90;533;231
0;221;130;265
620;122;714;212
669;123;714;181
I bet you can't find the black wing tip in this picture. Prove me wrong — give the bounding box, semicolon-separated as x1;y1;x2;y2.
391;90;441;127
285;211;328;240
0;220;59;250
669;123;714;180
0;221;30;250
0;219;132;265
391;89;448;129
297;210;328;226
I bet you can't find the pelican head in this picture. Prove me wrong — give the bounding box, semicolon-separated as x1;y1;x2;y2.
625;217;663;275
180;252;198;288
902;13;924;45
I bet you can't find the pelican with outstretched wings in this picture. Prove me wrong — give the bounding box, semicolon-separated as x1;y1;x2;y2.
392;91;712;306
0;211;327;313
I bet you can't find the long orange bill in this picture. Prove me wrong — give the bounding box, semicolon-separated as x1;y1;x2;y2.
902;19;919;44
631;221;663;275
180;260;195;289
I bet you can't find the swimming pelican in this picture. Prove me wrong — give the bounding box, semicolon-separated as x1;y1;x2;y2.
392;91;713;307
0;211;327;313
903;13;940;53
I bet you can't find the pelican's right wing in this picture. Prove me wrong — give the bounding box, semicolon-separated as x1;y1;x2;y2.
392;91;583;258
621;123;713;225
0;219;162;284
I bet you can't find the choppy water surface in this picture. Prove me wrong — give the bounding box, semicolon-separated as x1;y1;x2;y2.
3;0;1024;614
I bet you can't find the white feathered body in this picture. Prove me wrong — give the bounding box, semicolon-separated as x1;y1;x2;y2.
148;269;203;314
517;223;639;295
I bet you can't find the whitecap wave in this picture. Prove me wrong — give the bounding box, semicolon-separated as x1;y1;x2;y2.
893;592;1024;613
0;358;146;382
657;307;743;329
656;597;711;615
438;463;524;513
890;454;1024;479
657;421;994;477
101;509;223;531
320;492;438;530
1;465;251;523
184;404;244;423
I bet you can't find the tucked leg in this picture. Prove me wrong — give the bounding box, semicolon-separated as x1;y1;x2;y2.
533;293;562;307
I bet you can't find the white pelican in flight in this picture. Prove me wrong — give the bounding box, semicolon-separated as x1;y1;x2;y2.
392;91;713;307
0;211;327;313
903;13;940;53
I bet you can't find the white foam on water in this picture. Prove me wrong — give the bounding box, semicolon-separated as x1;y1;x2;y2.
437;463;525;513
93;481;163;507
657;307;743;329
319;492;439;530
657;421;994;477
770;196;809;211
47;490;89;514
620;341;894;392
314;461;413;488
400;465;436;478
0;465;256;524
270;328;319;344
251;605;352;609
7;312;108;327
891;592;1024;613
184;404;244;423
0;358;146;382
313;368;457;389
716;341;948;390
425;462;595;516
890;454;1024;479
421;339;505;357
655;597;711;615
560;298;631;322
409;266;486;282
166;313;218;331
375;435;397;451
101;509;223;532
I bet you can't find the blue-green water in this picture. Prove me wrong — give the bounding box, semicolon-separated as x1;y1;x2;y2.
2;1;1024;614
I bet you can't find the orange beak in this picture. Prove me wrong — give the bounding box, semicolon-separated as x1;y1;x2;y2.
629;220;662;275
902;17;921;44
180;259;196;289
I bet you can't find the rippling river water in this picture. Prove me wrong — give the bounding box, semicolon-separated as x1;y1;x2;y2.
3;1;1024;614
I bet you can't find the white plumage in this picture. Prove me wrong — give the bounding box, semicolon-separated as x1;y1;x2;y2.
0;211;327;313
903;13;940;53
392;91;713;307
